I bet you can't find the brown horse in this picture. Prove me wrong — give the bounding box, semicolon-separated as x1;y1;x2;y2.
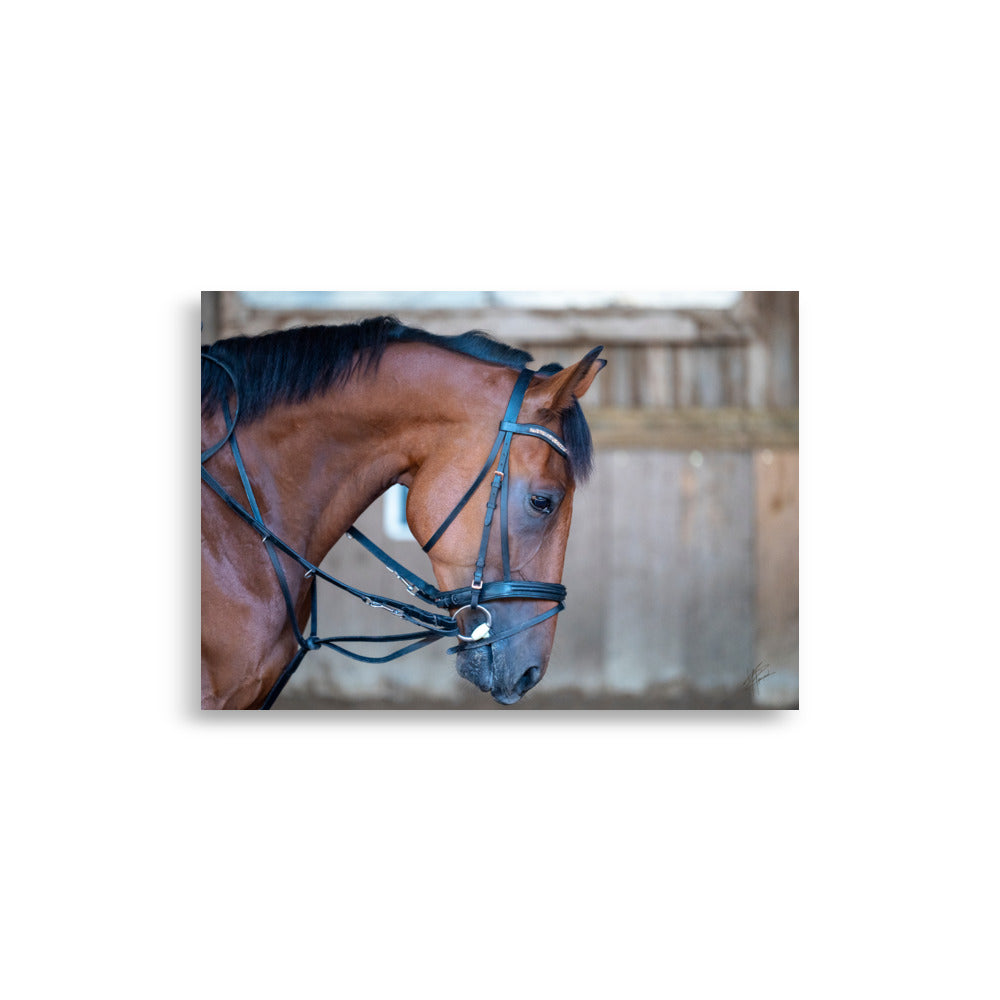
201;317;604;709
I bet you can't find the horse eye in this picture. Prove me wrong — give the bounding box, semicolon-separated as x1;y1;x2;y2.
529;494;554;515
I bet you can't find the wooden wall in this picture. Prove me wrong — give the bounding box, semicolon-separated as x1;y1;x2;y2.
201;291;798;708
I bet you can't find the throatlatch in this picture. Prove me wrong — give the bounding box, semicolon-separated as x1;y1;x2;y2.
201;354;569;709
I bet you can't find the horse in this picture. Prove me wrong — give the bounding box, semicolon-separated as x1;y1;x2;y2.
201;316;605;709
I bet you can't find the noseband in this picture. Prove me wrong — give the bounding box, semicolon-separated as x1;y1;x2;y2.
201;356;570;709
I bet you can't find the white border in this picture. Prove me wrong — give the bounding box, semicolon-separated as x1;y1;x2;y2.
4;4;995;995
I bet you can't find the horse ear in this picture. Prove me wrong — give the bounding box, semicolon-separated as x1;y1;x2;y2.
528;346;606;415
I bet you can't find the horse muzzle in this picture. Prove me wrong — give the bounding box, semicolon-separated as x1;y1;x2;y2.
454;613;547;704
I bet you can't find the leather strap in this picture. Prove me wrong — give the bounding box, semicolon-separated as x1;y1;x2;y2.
201;354;241;464
420;433;505;554
202;469;456;632
420;368;535;554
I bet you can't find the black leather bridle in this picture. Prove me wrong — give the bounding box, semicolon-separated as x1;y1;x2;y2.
201;355;569;709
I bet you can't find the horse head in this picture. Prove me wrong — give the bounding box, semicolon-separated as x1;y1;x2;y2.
405;349;605;704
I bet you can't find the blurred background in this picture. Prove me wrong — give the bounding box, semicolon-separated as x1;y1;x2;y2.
201;291;798;709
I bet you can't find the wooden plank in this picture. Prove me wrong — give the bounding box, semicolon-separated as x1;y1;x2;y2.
640;344;674;407
754;449;799;706
216;301;755;346
599;450;757;696
585;408;799;450
606;346;636;407
739;291;798;408
694;346;725;407
675;346;696;407
677;451;757;691
769;315;797;408
722;345;748;408
488;309;705;345
603;451;687;691
673;345;740;408
745;340;769;409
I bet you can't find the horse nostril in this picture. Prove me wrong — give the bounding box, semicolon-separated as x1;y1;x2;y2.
516;665;541;696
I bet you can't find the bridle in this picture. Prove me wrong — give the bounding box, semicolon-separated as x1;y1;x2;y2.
200;355;570;709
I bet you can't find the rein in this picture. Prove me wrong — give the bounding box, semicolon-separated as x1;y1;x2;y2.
201;354;569;709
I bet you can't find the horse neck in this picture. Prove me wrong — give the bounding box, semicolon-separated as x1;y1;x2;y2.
217;343;504;566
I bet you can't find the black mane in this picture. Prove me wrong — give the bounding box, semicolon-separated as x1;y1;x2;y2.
202;316;594;481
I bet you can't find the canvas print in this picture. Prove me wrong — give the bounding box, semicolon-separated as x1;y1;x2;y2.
201;292;798;710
